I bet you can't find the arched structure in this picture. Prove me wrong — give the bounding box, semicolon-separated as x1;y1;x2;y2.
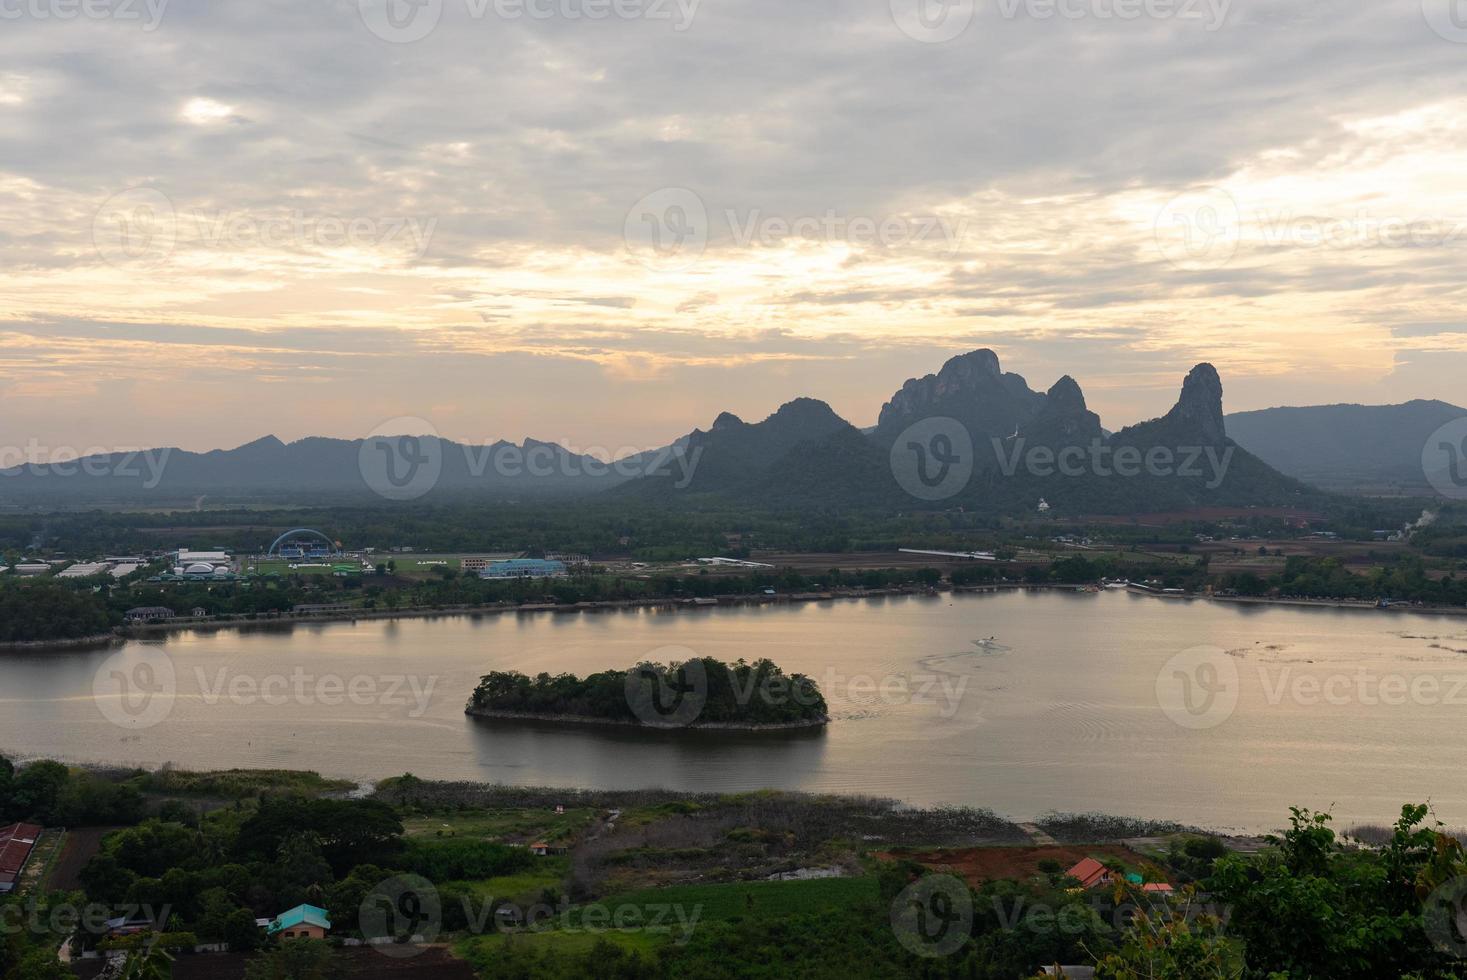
267;528;339;558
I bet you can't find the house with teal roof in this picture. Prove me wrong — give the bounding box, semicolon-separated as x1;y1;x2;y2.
266;904;332;940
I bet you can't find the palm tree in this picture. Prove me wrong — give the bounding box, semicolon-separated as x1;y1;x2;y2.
119;943;174;980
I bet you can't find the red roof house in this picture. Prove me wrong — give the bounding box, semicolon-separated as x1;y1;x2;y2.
0;823;43;894
1065;857;1114;889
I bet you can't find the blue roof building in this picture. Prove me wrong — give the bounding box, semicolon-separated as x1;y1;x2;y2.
478;558;568;580
267;904;331;938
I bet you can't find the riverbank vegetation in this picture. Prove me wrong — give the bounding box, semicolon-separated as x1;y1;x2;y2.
7;764;1467;977
3;499;1464;643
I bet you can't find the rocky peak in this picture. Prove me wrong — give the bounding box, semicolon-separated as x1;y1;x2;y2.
710;411;745;432
1045;375;1087;414
768;398;841;426
876;348;1046;442
1167;363;1226;444
1019;375;1102;445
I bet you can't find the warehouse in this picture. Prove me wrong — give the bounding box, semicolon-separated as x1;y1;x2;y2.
0;822;42;894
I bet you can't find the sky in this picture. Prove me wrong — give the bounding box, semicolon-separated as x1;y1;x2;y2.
2;0;1466;459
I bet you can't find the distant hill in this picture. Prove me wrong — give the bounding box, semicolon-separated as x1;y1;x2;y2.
0;434;647;504
1226;400;1467;495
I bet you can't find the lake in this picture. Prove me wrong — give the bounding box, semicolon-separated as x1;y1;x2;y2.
3;590;1466;833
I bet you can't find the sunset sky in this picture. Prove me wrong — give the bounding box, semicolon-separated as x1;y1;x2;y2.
2;0;1466;459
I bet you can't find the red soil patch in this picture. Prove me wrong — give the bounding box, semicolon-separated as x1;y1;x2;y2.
47;827;112;892
877;844;1168;886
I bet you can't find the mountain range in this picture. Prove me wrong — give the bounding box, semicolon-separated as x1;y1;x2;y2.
3;350;1459;513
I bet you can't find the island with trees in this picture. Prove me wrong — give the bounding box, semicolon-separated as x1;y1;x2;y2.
465;657;830;731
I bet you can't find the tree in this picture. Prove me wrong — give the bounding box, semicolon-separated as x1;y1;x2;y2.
9;761;69;823
9;950;75;980
242;939;341;980
1089;885;1239;979
118;944;174;980
223;908;263;953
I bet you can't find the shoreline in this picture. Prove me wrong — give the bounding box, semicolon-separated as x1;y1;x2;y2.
8;581;1462;652
0;633;122;652
464;707;830;732
1202;594;1467;616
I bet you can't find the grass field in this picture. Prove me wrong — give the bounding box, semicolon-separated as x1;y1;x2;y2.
450;856;571;904
403;808;597;845
17;829;65;894
457;875;878;967
247;553;524;580
595;875;879;924
458;927;664;969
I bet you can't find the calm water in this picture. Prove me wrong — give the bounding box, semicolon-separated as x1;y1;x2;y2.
3;591;1466;833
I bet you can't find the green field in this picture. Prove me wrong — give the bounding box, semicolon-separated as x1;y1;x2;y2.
247;553;501;579
595;875;879;925
457;875;878;967
450;856;571;905
403;807;597;845
458;926;665;968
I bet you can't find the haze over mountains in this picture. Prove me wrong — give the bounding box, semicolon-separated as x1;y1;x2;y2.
1226;400;1467;496
2;350;1458;512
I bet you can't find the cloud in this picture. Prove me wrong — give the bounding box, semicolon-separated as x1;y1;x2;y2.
0;0;1464;448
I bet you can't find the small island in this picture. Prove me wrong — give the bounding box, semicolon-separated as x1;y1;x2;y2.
465;657;829;731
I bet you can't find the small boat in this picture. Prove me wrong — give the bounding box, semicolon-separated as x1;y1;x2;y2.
972;636;1001;649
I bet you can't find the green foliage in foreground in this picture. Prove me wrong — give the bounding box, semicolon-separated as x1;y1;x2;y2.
468;657;828;726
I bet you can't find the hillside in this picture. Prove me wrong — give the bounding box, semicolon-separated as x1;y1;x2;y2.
1226;400;1466;494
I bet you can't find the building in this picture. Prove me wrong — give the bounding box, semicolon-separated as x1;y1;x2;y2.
125;607;175;623
177;550;229;565
58;562;111;578
104;915;159;937
292;603;355;615
0;823;42;894
14;563;50;577
267;904;331;940
460;553;522;572
1065;857;1114;889
478;559;567;580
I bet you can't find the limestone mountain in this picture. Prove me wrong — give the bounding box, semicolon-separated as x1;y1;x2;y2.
874;349;1047;448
